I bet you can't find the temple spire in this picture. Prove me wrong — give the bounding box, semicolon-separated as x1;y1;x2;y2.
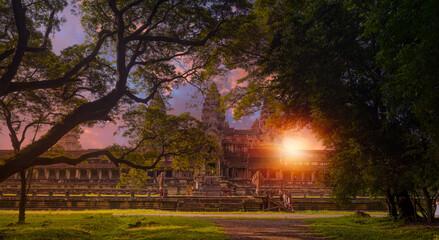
55;131;82;151
201;83;225;137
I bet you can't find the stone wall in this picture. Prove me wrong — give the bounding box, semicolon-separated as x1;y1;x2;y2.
0;195;387;212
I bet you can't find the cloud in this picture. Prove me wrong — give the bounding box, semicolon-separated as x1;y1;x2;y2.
80;123;126;149
213;68;248;95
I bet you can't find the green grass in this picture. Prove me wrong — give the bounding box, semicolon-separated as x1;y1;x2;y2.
305;216;439;240
1;211;436;239
0;213;227;240
0;209;386;216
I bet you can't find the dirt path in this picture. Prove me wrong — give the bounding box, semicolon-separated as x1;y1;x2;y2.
114;213;347;219
114;213;338;239
205;218;327;240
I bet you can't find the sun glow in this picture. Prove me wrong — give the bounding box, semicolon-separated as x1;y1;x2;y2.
282;137;307;158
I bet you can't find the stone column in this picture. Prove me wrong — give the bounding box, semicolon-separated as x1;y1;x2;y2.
76;169;80;179
108;169;113;180
279;170;283;180
98;169;102;180
44;169;49;179
66;169;71;179
56;170;60;180
87;169;91;179
311;171;316;181
34;170;39;180
301;171;305;181
266;169;270;179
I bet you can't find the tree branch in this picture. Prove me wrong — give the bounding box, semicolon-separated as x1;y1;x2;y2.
120;0;146;13
0;49;15;62
128;0;168;37
33;149;166;171
124;88;157;104
5;30;115;94
134;47;194;66
123;67;200;104
126;21;223;46
0;0;30;96
0;100;20;150
0;46;49;62
41;0;56;48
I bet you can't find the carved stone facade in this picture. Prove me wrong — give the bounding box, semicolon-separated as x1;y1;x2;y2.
0;85;330;197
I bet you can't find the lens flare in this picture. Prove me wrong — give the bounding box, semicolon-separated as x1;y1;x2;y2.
282;137;307;158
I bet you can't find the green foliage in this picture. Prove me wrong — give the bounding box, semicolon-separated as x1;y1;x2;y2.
111;105;222;188
366;0;439;203
0;0;246;223
221;0;439;219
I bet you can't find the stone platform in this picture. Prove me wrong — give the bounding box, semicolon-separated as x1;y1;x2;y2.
0;195;387;212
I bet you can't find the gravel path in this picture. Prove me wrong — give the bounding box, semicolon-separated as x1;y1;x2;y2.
114;213;341;239
114;213;347;219
205;218;327;240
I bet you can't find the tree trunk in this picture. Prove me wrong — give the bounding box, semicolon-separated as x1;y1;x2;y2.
422;187;434;223
385;189;397;219
0;89;122;183
396;190;416;220
18;170;26;224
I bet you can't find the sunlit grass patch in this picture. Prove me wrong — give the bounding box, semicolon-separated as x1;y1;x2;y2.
0;209;386;216
296;210;385;216
305;216;439;240
0;213;226;240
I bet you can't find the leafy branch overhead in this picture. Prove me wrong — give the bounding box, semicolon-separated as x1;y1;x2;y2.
0;0;250;182
114;105;222;188
221;0;439;221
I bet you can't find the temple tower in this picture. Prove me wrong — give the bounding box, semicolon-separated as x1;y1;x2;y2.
251;118;260;134
56;131;82;151
201;83;226;178
201;83;226;138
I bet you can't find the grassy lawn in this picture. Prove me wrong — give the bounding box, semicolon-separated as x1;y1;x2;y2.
305;216;439;240
0;213;227;240
0;209;386;216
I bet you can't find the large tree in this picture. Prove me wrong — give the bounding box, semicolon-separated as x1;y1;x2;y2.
0;0;249;182
221;0;438;220
366;0;439;222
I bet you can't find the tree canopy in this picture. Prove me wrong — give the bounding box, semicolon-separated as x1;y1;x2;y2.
222;0;439;220
116;104;221;188
0;0;250;182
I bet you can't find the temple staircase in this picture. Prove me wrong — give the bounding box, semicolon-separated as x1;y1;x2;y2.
260;196;295;212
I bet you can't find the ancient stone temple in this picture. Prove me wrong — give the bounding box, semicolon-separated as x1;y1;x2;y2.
56;131;83;151
0;84;330;197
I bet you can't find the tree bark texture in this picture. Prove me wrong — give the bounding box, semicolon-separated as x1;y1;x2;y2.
18;170;26;224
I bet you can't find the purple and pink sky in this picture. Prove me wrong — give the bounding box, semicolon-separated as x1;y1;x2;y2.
0;6;323;150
